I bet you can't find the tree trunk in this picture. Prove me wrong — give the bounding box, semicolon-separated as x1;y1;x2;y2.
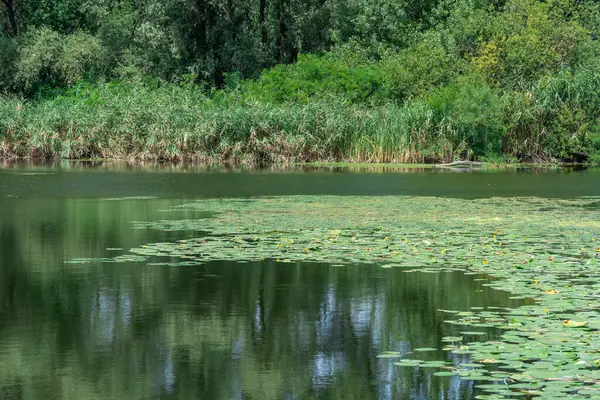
1;0;18;36
259;0;267;44
274;0;298;64
274;2;286;63
194;0;208;56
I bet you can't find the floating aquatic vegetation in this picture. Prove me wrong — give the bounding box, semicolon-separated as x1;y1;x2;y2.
376;352;403;359
68;195;600;398
103;196;159;201
66;254;148;264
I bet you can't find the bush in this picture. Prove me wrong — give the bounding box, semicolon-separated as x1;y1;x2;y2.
503;63;600;161
0;35;18;93
240;31;467;106
14;28;63;90
241;54;386;104
591;133;600;163
425;75;505;157
380;32;466;103
15;28;107;92
56;31;106;85
472;0;597;88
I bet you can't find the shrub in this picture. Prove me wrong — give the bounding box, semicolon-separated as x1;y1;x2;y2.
15;28;63;90
503;63;600;161
424;75;505;157
15;28;107;92
56;31;106;85
0;35;18;93
241;54;386;104
472;0;597;88
379;31;467;104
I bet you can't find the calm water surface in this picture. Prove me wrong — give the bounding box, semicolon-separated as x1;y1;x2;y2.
0;165;598;400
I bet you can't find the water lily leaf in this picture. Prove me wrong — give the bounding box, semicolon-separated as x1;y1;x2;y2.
393;360;423;367
377;352;403;358
562;320;588;328
459;363;485;368
420;361;448;368
442;336;463;342
394;359;423;364
69;195;600;386
433;371;457;377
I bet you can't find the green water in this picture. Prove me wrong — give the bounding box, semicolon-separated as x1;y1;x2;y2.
0;164;598;400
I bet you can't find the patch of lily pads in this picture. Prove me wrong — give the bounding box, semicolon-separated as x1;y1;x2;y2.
68;195;600;398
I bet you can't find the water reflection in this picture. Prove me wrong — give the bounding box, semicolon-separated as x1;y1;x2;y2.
0;196;528;399
1;162;600;200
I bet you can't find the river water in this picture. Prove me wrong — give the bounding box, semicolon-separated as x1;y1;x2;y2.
0;163;598;399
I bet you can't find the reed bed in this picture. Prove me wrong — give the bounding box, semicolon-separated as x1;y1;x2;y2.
1;73;599;164
0;84;463;163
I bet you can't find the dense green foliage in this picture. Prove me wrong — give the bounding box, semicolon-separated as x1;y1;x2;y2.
1;0;600;162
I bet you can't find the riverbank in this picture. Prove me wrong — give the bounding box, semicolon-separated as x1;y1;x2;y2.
1;75;599;164
2;0;600;165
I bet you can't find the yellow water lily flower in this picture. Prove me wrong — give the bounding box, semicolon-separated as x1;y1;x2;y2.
562;320;588;328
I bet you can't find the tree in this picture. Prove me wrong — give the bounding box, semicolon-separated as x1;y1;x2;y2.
1;0;20;35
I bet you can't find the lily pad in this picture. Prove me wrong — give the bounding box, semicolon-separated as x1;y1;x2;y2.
67;194;600;397
434;371;458;377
